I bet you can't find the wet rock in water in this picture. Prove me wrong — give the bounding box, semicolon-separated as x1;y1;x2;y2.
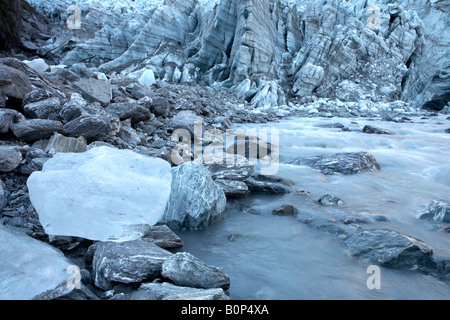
161;252;230;290
0;225;98;300
214;179;249;198
244;175;291;194
344;229;434;268
419;200;450;223
0;146;23;172
11;119;63;142
27;146;172;242
72;78;112;107
318;224;348;238
292;189;311;196
92;239;173;290
272;205;298;216
160;162;226;231
318;194;344;206
44;133;87;154
227;233;244;242
142;225;184;250
445;129;450;134
362;125;392;135
296;152;381;175
23;97;61;119
122;282;227;300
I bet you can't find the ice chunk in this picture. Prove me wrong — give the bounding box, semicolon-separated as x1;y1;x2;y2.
24;58;49;74
27;146;172;242
0;225;73;300
138;69;156;87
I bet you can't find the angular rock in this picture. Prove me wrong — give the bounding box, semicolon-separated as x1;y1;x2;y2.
272;205;298;216
0;64;33;108
205;162;255;181
44;133;87;154
72;78;112;107
244;175;291;194
160;162;226;231
344;229;434;268
0;146;23;172
0;108;23;133
296;152;381;175
23;97;62;119
0;181;8;211
318;194;344;206
150;97;170;118
419;200;450;223
142;225;184;250
161;252;230;290
27;146;172;242
63;115;114;140
105;101;151;123
214;179;249;198
318;224;348;239
123;282;227;300
0;225;98;300
22;89;54;106
92;239;173;290
11;119;63;142
24;58;49;74
169;111;204;135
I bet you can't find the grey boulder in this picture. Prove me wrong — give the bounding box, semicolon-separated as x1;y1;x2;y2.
0;146;23;172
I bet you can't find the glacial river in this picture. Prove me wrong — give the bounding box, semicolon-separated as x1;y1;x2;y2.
179;115;450;300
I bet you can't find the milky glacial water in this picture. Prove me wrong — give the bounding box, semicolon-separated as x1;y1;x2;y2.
179;115;450;300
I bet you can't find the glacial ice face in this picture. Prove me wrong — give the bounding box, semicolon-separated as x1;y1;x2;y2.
0;225;73;300
27;146;172;242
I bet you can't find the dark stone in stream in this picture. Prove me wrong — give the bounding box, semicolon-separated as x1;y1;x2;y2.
363;125;392;135
318;224;348;238
445;129;450;134
294;152;381;175
244;175;292;194
318;194;344;206
344;229;434;268
272;205;298;216
214;179;250;198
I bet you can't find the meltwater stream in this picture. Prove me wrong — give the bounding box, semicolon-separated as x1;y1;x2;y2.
179;115;450;300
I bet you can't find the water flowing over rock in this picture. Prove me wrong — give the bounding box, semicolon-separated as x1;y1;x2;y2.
419;200;450;223
27;146;173;242
160;162;227;231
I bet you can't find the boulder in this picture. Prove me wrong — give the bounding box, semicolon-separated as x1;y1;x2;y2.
272;205;298;216
122;282;227;300
150;97;170;118
23;97;62;119
244;175;291;194
363;125;392;135
0;146;23;172
0;181;8;211
11;119;63;142
44;133;87;154
63;115;115;140
142;225;184;250
161;252;230;290
27;146;173;242
160;162;226;231
214;179;249;198
72;78;112;107
205;162;255;181
92;239;173;290
169;111;204;135
318;194;344;206
0;64;33;108
344;229;433;268
0;108;23;133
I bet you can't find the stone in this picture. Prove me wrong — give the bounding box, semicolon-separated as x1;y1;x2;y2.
419;200;450;223
72;78;112;107
150;97;170;118
23;97;61;119
44;133;87;154
27;146;172;242
244;175;291;194
272;205;298;216
296;152;381;175
169;111;204;135
363;125;392;135
0;64;33;108
160;162;226;231
205;162;255;181
318;224;348;239
22;89;54;106
105;101;151;123
0;181;8;211
214;179;249;198
161;252;230;290
11;119;63;142
318;194;344;206
123;282;227;300
0;146;23;172
138;69;156;87
63;115;114;140
344;229;434;268
92;239;173;290
24;58;49;74
0;108;23;133
0;225;98;300
142;225;184;250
